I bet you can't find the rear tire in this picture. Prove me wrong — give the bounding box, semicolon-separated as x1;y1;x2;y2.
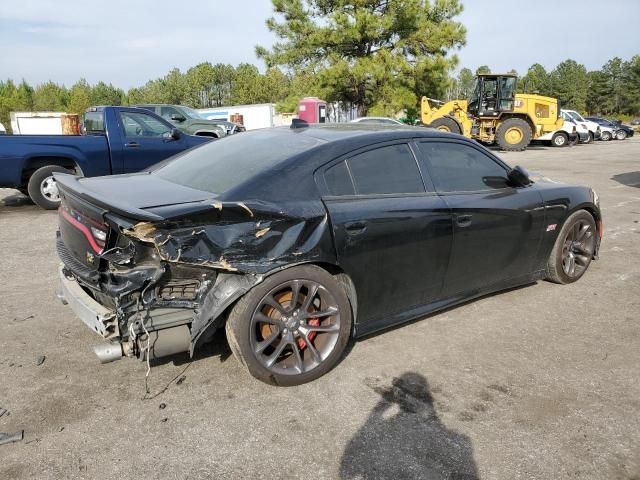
569;134;579;146
225;265;352;386
496;118;532;151
545;210;597;284
429;117;462;134
27;165;70;210
584;132;594;144
551;132;568;147
601;131;612;141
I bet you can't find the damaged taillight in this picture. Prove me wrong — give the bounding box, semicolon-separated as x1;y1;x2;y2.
60;206;108;254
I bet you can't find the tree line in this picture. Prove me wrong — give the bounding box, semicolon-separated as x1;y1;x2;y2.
1;0;638;133
0;63;297;133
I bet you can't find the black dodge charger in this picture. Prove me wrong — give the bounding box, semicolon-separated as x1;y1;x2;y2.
55;124;602;385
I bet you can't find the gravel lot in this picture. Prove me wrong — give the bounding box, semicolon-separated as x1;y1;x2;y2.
1;138;639;479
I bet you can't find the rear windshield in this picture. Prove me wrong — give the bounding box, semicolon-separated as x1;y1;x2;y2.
153;129;324;194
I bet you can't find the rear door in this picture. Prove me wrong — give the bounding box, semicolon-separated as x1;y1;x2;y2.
116;109;188;173
417;139;545;297
319;142;453;330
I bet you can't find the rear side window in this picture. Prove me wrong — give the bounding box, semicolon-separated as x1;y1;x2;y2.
420;142;508;192
324;161;355;196
346;144;425;195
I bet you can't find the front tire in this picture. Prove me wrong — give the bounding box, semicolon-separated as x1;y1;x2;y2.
552;132;568;147
225;265;352;386
616;130;627;140
26;165;71;210
545;210;597;284
496;118;532;151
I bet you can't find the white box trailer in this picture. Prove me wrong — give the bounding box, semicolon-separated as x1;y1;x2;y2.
198;103;292;131
0;122;6;135
10;112;80;135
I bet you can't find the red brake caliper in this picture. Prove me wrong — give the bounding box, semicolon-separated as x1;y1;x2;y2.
297;317;320;350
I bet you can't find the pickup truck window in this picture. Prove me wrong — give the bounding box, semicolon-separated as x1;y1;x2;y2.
160;106;181;121
119;111;172;138
84;112;105;134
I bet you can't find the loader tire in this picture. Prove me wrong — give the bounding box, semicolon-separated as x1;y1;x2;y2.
496;118;532;151
429;117;461;134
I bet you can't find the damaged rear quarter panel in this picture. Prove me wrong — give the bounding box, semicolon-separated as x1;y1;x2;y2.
121;198;339;349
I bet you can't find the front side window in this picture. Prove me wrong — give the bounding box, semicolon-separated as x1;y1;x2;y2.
567;111;585;122
119;111;172;137
346;144;425;195
179;106;203;119
420;142;508;192
160;106;182;121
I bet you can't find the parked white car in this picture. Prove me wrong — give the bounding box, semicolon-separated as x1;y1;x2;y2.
350;117;404;125
538;119;581;147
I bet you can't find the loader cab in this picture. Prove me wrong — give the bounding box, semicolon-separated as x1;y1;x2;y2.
468;74;517;118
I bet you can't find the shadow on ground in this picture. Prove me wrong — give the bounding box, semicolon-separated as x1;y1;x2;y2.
340;372;479;480
1;192;34;207
611;171;640;188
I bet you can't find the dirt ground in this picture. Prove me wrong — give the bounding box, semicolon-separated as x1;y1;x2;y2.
1;137;639;480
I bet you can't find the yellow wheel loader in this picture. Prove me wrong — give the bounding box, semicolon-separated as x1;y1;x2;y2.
421;74;563;151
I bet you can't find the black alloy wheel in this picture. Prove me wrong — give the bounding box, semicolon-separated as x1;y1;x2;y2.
546;210;597;284
225;265;352;386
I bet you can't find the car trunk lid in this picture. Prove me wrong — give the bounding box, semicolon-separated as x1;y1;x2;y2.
55;172;216;272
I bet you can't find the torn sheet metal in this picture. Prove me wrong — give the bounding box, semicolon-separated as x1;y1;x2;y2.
121;199;335;275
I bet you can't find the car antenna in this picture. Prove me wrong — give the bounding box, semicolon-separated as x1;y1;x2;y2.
291;119;309;129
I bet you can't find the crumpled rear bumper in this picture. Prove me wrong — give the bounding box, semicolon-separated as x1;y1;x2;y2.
57;265;119;339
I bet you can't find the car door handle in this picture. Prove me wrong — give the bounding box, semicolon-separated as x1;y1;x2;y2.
456;214;473;228
125;142;140;148
344;221;367;235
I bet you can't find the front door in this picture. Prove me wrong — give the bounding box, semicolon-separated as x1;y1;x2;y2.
117;109;187;173
417;139;545;297
319;142;453;331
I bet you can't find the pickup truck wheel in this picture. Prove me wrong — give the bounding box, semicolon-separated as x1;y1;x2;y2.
27;165;70;210
551;132;568;147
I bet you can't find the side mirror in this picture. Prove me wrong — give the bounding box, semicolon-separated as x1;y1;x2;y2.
508;165;531;187
169;128;182;140
170;114;186;122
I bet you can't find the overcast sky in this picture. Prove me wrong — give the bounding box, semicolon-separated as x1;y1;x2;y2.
1;0;638;89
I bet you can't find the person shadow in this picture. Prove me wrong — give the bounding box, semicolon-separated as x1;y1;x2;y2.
340;372;479;480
